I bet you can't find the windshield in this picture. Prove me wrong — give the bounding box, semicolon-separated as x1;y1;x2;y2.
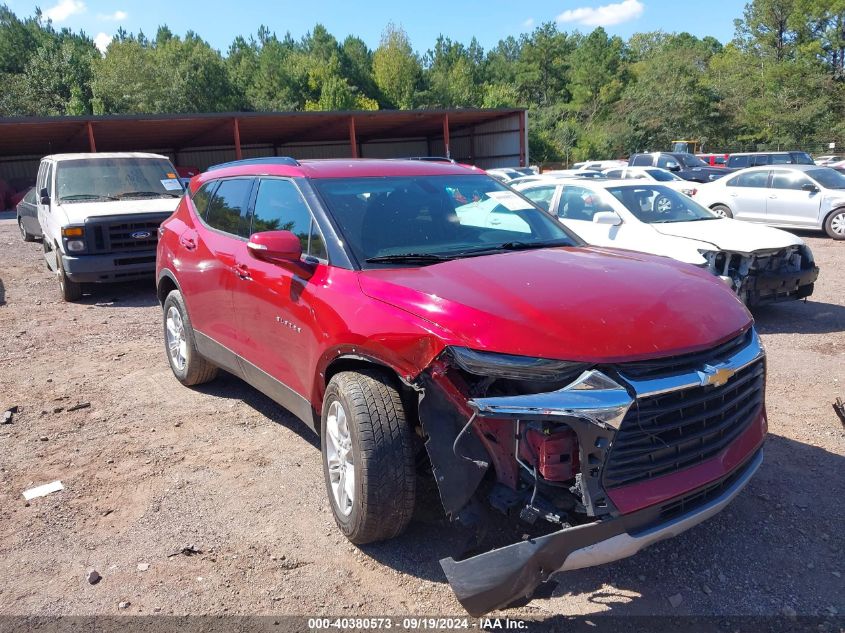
605;184;717;223
56;157;181;202
676;153;708;168
312;175;581;267
807;168;845;189
646;169;681;182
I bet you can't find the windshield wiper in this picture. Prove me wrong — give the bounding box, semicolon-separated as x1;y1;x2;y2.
457;240;571;256
60;194;117;201
115;191;181;199
365;253;454;264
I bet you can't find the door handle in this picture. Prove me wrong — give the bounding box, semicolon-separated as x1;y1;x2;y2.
232;263;251;280
179;236;197;250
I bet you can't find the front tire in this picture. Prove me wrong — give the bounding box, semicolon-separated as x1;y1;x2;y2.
56;249;82;301
321;370;416;544
162;290;218;386
824;208;845;240
710;204;733;219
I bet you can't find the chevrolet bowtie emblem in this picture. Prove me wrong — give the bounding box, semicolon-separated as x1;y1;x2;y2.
700;365;736;388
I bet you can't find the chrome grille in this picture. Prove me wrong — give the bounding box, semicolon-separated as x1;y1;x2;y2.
603;354;765;489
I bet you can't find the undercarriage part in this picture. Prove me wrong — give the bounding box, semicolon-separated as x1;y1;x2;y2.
701;246;819;305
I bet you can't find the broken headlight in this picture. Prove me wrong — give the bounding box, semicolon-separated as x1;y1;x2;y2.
447;346;589;382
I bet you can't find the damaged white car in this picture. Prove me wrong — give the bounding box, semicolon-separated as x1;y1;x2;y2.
514;178;819;306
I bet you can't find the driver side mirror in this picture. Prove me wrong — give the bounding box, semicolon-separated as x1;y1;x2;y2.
666;162;681;172
801;182;819;193
247;230;314;276
39;187;50;205
593;211;622;226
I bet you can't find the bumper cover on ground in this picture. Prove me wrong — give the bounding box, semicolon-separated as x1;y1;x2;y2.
440;448;763;616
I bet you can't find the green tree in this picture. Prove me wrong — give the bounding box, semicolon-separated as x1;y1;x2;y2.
372;23;421;109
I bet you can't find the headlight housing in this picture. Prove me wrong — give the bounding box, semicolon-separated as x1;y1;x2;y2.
447;346;589;382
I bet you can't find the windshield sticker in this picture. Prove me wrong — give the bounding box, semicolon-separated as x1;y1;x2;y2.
487;190;534;211
166;172;177;179
161;178;183;191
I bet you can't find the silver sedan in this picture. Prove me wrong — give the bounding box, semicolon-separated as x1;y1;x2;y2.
694;164;845;239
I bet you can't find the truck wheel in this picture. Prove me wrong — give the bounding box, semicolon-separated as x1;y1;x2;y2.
321;370;416;544
162;290;218;386
710;204;733;219
824;208;845;240
56;250;82;301
18;218;35;242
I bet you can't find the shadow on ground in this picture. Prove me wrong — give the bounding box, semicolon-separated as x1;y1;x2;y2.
752;299;845;334
0;277;5;306
76;279;160;309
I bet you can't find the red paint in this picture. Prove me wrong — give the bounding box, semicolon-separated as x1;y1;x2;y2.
607;408;767;514
349;117;358;159
233;118;242;160
86;121;97;152
443;115;451;159
519;426;579;482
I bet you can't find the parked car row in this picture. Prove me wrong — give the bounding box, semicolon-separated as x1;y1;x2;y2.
14;153;780;616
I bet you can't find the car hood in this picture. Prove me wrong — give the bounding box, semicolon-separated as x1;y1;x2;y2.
652;218;804;253
358;247;751;363
56;197;181;221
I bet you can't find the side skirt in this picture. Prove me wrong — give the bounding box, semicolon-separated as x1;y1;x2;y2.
194;331;317;432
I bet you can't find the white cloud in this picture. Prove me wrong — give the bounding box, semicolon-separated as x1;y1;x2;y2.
42;0;86;22
98;10;127;20
93;32;112;53
556;0;644;27
522;17;535;29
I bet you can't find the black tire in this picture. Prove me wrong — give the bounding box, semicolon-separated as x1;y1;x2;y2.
321;369;416;544
710;204;733;219
18;217;35;242
56;248;82;302
162;289;218;386
823;208;845;240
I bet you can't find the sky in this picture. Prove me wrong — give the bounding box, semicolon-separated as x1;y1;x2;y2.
6;0;745;54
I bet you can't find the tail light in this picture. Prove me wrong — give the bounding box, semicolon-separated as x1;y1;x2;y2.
518;424;580;482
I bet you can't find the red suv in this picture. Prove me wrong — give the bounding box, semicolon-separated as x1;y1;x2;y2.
156;158;767;615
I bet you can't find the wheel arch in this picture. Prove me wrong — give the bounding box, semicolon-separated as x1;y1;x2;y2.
157;268;181;305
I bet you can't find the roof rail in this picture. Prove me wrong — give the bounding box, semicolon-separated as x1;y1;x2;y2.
207;156;301;171
404;156;457;164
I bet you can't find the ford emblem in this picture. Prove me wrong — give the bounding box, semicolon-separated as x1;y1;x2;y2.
130;230;152;240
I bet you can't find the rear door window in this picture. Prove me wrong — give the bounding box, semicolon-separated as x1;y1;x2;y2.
728;155;750;168
205;178;254;238
726;171;770;188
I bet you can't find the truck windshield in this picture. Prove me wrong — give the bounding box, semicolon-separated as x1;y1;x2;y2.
56;157;181;202
312;174;581;267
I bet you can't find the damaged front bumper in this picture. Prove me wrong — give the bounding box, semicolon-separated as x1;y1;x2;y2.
700;245;819;305
440;448;763;616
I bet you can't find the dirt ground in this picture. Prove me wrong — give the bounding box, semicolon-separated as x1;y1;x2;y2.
0;210;842;627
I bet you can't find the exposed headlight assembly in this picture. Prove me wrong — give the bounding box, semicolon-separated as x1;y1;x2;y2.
447;346;590;382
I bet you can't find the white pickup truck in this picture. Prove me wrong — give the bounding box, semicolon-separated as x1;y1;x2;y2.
36;152;183;301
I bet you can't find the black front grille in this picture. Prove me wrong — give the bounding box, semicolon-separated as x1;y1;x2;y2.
85;214;169;254
616;330;751;381
603;358;765;489
654;451;758;523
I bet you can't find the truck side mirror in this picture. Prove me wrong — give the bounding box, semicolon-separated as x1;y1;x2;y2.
39;188;50;205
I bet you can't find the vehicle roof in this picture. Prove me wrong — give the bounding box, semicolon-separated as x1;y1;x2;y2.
728;151;801;156
198;158;482;184
42;152;170;162
735;164;820;173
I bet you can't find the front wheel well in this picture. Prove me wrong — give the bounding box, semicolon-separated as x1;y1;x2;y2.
157;273;178;305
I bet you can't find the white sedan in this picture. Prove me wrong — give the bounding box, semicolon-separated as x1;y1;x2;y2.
601;166;699;198
513;178;819;306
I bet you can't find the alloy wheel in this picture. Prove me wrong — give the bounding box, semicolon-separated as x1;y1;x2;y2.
325;399;355;516
831;211;845;236
165;306;188;371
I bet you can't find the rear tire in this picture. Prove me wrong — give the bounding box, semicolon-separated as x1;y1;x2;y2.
56;249;82;302
321;369;416;544
824;208;845;240
18;218;35;242
710;204;733;219
162;290;218;386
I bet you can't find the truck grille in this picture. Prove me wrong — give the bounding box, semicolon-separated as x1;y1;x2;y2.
602;357;765;489
86;213;170;255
